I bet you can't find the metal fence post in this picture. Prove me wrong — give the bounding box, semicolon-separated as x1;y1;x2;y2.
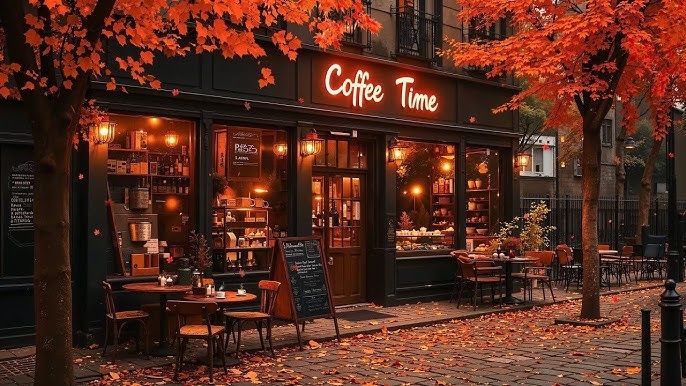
565;195;570;245
642;308;651;385
660;280;682;385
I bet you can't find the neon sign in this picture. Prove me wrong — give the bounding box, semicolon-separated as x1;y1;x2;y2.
323;63;438;113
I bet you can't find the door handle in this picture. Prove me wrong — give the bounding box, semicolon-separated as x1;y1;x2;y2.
328;256;334;265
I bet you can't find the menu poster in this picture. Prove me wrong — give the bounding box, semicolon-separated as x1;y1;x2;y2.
2;147;35;275
228;128;261;179
271;236;340;348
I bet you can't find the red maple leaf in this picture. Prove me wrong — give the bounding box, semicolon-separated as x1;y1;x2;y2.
93;228;101;236
171;88;180;96
244;101;251;111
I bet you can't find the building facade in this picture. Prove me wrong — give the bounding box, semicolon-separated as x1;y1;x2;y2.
0;4;519;346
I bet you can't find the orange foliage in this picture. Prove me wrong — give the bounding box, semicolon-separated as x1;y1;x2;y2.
0;0;379;102
443;0;686;139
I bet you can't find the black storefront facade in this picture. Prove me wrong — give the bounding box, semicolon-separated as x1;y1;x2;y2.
0;46;519;346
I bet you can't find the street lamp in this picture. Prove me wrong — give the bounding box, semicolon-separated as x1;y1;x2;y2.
666;109;682;281
93;119;117;144
388;137;407;165
300;128;323;157
625;136;637;150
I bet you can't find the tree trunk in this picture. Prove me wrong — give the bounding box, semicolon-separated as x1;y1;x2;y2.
580;116;602;319
636;138;663;237
615;126;626;199
33;118;74;386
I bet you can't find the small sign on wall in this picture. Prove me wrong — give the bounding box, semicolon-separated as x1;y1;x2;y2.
228;128;261;179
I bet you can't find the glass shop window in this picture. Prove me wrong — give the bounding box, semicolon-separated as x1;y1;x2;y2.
106;114;196;276
211;125;289;273
465;147;503;253
395;141;456;254
314;138;368;169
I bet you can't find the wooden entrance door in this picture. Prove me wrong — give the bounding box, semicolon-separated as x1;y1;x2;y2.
312;174;366;305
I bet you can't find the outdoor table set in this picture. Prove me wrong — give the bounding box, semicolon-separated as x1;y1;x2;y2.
121;282;256;357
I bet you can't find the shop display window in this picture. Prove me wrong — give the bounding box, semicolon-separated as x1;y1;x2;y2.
465;147;503;253
106;114;195;276
395;141;456;254
211;125;289;273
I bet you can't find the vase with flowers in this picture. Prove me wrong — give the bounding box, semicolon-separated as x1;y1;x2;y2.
189;231;212;278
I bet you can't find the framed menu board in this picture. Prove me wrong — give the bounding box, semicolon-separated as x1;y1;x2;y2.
228;127;261;179
271;236;340;349
2;146;35;276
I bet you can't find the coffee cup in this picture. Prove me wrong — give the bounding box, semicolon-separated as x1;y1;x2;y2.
237;288;247;296
215;291;226;299
254;198;269;208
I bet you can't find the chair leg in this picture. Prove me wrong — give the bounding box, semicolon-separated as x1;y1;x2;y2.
548;281;556;302
235;321;243;359
208;337;214;383
473;283;478;311
267;318;275;357
456;280;466;309
257;320;265;351
174;337;184;381
219;335;227;374
102;319;109;356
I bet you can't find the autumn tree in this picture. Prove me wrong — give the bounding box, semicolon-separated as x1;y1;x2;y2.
0;1;378;384
444;0;686;319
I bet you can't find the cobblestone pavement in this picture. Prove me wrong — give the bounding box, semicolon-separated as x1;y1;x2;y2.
86;283;672;386
0;280;668;385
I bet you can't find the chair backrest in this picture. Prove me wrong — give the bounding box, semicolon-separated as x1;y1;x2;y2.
524;250;555;267
167;300;218;336
621;245;634;257
456;256;476;279
101;281;117;319
598;244;610;251
555;245;573;265
643;243;663;259
257;280;281;315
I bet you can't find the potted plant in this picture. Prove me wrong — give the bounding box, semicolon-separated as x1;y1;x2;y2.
212;173;229;206
189;230;212;277
519;201;556;252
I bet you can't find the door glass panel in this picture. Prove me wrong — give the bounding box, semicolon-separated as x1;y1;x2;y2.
337;141;349;169
349;142;360;169
326;140;337;167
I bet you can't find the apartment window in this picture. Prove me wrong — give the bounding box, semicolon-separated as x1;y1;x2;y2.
601;119;613;147
518;140;556;178
573;159;582;177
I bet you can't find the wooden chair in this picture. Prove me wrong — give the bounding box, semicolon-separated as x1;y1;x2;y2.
167;300;227;383
598;244;611;251
555;245;581;290
513;251;556;302
455;257;503;310
101;281;149;361
224;280;281;358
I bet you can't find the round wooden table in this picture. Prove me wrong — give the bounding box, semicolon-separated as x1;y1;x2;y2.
489;257;539;304
183;291;257;304
122;283;191;355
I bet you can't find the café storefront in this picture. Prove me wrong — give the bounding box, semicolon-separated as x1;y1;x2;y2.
0;47;519;345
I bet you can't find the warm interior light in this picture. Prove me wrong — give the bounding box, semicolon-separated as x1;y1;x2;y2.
165;196;180;211
560;161;566;168
164;132;179;148
300;129;323;156
441;160;453;173
411;185;422;196
93;120;116;144
477;162;489;174
273;143;288;158
254;187;269;194
314;195;323;201
560;135;566;143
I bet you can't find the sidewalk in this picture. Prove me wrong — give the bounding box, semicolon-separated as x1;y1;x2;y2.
0;280;664;385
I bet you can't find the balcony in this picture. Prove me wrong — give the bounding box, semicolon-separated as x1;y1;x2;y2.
463;29;504;77
395;6;441;66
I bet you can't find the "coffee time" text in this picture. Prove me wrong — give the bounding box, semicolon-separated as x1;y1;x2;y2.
324;63;438;113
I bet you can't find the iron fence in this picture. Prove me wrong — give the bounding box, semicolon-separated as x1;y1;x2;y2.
520;196;686;249
396;6;441;66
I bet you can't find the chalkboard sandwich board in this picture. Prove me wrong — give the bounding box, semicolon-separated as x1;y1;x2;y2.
271;236;340;349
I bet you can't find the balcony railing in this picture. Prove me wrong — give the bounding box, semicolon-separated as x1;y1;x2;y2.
396;6;441;66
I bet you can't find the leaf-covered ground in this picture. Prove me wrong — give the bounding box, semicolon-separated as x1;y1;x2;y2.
88;286;668;385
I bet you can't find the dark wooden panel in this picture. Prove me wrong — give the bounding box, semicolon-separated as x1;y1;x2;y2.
107;42;201;88
457;82;516;130
395;255;455;288
212;47;296;100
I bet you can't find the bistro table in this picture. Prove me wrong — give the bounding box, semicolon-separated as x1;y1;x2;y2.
599;250;619;256
122;282;191;356
489;257;538;304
